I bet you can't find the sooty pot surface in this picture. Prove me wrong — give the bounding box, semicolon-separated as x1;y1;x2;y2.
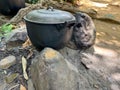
25;22;74;49
24;7;75;49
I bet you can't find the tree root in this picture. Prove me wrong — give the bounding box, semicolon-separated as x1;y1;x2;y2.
9;3;43;24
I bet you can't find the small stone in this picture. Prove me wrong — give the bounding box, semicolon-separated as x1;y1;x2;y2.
5;28;27;43
0;55;16;69
9;31;27;42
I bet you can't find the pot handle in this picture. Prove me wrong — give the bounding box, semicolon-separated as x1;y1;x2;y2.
65;20;76;28
47;6;54;11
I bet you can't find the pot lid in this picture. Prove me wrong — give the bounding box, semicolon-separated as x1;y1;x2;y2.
24;7;75;24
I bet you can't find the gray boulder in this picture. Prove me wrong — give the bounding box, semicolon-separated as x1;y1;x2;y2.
0;55;16;69
31;48;79;90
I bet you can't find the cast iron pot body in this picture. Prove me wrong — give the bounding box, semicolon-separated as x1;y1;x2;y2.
24;8;75;49
0;0;25;15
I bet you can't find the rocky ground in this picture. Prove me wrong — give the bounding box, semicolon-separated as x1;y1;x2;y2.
0;0;120;90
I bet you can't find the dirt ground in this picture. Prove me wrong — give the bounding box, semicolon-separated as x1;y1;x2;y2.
0;0;120;90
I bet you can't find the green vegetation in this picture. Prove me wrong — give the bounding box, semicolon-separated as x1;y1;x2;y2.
26;0;38;4
0;24;13;36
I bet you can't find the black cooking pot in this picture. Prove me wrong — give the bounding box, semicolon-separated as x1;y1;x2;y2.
0;0;25;15
24;7;75;49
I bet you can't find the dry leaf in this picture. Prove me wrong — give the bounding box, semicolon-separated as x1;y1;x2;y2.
22;56;28;80
20;84;26;90
22;37;32;48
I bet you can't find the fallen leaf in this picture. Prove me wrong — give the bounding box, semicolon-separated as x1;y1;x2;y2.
20;84;26;90
22;56;28;80
22;37;32;48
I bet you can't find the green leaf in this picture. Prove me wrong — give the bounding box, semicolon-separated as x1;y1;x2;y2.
1;24;13;34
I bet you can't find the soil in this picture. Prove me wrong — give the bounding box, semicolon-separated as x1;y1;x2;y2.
0;0;120;90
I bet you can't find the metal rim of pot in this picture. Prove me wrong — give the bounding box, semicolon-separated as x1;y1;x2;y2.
24;6;75;24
